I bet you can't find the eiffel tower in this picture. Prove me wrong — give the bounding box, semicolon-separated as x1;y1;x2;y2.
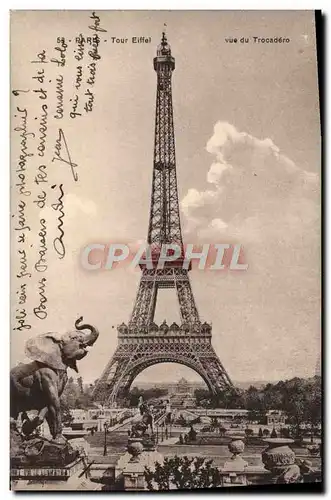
93;32;234;405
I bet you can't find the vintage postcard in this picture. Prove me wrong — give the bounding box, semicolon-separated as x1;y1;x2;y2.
10;10;322;491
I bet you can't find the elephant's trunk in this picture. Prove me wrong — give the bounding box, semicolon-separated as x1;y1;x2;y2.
75;316;99;346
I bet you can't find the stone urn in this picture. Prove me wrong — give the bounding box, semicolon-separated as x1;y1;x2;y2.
262;438;300;483
223;434;248;471
127;438;144;463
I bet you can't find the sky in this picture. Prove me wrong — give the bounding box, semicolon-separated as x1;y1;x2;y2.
11;11;320;385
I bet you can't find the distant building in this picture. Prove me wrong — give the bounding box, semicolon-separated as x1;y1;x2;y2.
193;409;249;420
167;378;205;396
266;410;286;426
70;409;87;421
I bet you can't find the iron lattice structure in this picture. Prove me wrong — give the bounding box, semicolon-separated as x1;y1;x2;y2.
94;33;234;405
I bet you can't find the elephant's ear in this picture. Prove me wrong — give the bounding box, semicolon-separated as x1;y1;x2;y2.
25;334;66;370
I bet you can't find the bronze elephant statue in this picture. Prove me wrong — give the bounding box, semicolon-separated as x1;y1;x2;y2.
10;317;99;443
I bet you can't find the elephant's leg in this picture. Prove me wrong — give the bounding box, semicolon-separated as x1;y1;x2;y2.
45;403;67;443
40;371;65;443
22;407;49;436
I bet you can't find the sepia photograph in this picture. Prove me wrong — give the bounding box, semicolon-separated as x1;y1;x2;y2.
10;10;322;491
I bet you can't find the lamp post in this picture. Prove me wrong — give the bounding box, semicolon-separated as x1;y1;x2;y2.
103;421;109;456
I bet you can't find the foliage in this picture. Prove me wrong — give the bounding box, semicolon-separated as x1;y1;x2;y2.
77;376;84;394
247;409;265;424
60;377;96;410
188;426;197;441
127;386;168;407
280;427;291;438
60;399;74;426
194;387;244;409
194;389;211;407
271;428;278;438
244;428;254;437
193;377;321;436
144;456;221;490
194;376;322;434
258;428;263;438
279;376;321;438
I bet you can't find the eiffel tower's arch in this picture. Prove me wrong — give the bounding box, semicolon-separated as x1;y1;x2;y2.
110;355;216;403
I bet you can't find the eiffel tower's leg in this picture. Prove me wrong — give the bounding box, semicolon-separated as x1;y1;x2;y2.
129;270;158;328
104;344;232;404
92;355;121;402
174;269;200;325
93;344;137;404
197;345;234;392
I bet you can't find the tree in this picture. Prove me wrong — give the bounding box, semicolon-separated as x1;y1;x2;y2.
60;376;96;410
216;387;244;409
248;409;265;424
258;428;263;438
77;376;84;394
144;456;221;490
263;382;283;410
280;427;290;438
60;398;73;426
245;386;263;409
271;428;278;438
280;377;311;439
188;426;197;442
194;389;211;407
305;376;322;442
128;387;168;407
245;428;254;437
61;377;81;408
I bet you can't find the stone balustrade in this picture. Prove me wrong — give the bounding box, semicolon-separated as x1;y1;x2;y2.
102;435;322;491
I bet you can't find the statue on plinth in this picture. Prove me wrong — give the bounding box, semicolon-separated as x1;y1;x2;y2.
10;316;99;467
131;399;154;438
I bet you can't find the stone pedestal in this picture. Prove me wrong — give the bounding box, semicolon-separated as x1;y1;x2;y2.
11;456;102;491
223;435;248;471
122;461;146;491
222;435;248;486
118;435;163;491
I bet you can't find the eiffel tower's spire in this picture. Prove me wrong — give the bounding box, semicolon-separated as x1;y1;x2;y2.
149;32;180;251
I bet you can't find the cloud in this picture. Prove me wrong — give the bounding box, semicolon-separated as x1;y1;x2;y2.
179;121;320;380
181;121;319;244
207;162;231;185
181;188;219;217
